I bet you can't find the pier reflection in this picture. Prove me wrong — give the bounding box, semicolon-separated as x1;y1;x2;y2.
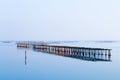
25;50;27;65
33;48;111;62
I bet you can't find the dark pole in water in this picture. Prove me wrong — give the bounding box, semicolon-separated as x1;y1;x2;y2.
25;50;27;65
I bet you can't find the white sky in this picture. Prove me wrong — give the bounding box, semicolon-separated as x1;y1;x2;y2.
0;0;120;41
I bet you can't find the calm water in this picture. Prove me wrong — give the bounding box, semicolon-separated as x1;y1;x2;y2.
0;41;120;80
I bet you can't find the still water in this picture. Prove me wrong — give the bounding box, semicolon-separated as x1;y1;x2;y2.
0;41;120;80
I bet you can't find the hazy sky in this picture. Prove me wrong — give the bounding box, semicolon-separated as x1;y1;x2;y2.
0;0;120;41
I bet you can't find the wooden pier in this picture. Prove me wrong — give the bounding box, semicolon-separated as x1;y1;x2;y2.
17;43;112;61
17;42;47;48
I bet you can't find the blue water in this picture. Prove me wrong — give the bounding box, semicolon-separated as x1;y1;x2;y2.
0;41;120;80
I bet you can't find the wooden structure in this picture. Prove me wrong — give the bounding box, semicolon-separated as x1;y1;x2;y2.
17;43;112;61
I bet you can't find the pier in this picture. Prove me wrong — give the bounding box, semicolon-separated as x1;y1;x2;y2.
17;42;112;62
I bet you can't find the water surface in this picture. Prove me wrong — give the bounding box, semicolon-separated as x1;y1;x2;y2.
0;41;120;80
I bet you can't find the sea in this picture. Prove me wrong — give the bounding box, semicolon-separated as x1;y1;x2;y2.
0;41;120;80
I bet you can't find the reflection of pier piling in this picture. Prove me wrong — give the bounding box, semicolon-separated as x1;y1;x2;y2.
25;50;27;65
17;43;112;62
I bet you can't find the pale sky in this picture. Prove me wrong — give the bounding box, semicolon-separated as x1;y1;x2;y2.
0;0;120;41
